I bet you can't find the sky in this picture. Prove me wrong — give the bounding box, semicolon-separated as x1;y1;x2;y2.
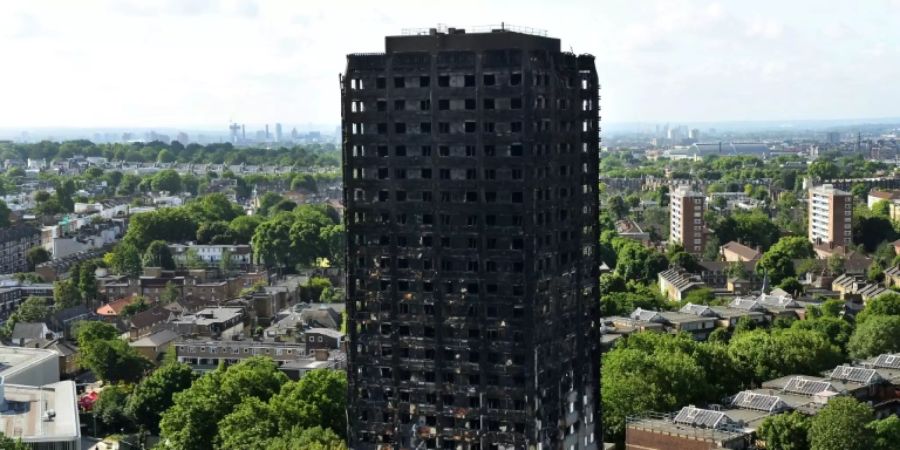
1;0;899;130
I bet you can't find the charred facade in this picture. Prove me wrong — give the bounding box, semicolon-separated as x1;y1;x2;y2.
341;27;601;450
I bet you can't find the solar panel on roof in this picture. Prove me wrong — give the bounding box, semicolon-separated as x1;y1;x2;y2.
731;391;787;412
874;354;900;369
783;377;836;396
674;407;730;429
830;366;879;384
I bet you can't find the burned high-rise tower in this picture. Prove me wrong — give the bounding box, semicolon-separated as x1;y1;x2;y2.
341;25;601;450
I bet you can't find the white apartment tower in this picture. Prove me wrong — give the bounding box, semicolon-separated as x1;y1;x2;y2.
809;184;852;247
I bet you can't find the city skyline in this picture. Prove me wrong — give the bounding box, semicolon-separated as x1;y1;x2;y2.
2;0;900;129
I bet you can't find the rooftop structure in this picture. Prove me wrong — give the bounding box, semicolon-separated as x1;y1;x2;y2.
0;380;81;448
0;346;59;386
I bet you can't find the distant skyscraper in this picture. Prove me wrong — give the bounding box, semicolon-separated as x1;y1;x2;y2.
229;123;241;143
342;26;601;449
265;124;270;140
690;128;700;141
176;132;189;144
808;184;852;247
275;123;283;142
670;186;706;254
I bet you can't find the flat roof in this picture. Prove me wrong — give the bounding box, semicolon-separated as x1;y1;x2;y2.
0;381;80;444
384;27;560;54
0;347;57;379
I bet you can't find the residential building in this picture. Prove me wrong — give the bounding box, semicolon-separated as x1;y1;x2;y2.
302;327;344;351
130;329;179;363
808;184;852;247
172;306;245;338
658;269;705;301
343;26;601;449
0;380;81;449
128;306;174;340
670;186;706;254
174;338;306;372
168;243;253;268
0;346;60;386
0;225;40;274
720;241;761;262
0;282;53;320
866;190;900;209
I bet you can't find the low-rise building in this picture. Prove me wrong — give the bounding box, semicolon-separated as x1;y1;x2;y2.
128;306;174;340
168;244;253;268
658;269;705;302
0;225;40;274
301;328;344;352
0;282;53;320
0;346;59;386
130;329;179;363
720;241;761;262
0;380;81;449
173;306;245;338
174;338;305;372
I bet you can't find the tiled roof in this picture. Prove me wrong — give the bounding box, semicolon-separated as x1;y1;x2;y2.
678;303;719;317
721;241;761;260
629;308;664;323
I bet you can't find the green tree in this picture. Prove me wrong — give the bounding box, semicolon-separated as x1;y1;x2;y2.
74;321;120;345
756;411;810;450
93;384;134;432
228;215;263;244
608;195;629;219
808;397;874;450
256;192;283;216
196;221;231;244
0;434;29;449
142;240;176;269
847;315;900;359
808;160;839;181
109;242;142;277
268;369;348;436
53;279;82;310
125;363;196;433
855;292;900;325
121;297;150;317
219;249;236;274
76;260;99;304
160;281;181;304
871;199;891;217
728;328;843;385
79;337;151;383
25;246;50;271
160;357;289;450
266;427;348;450
157;149;175;163
13;296;50;323
151;169;182;193
778;277;804;297
602;346;708;439
184;248;206;269
792;316;854;352
252;212;294;269
868;415;900;450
